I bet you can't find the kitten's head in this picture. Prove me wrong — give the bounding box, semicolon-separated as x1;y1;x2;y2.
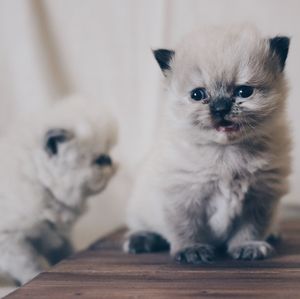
35;96;118;208
154;24;290;144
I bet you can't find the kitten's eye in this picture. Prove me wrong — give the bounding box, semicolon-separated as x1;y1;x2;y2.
190;88;207;101
234;85;254;98
94;154;112;166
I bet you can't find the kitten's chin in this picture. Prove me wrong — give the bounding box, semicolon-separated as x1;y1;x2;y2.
209;124;245;145
214;131;241;144
214;120;240;133
210;120;242;144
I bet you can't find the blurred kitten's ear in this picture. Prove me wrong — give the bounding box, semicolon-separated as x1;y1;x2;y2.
153;49;175;75
269;36;290;71
44;129;74;156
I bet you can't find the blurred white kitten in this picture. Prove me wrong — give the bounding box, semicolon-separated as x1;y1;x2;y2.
0;95;118;285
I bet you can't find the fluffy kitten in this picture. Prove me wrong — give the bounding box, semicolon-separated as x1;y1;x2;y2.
124;24;291;264
0;95;117;285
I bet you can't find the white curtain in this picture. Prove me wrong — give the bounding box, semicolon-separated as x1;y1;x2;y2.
0;0;299;249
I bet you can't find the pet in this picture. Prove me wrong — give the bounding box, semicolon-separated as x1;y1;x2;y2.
124;24;291;264
0;95;118;285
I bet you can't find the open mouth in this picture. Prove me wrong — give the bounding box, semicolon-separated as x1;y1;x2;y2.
214;120;240;133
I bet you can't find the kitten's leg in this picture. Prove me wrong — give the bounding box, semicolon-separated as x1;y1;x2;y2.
164;219;215;264
164;208;216;264
0;234;45;285
228;163;289;261
227;225;274;260
31;235;74;265
124;185;170;254
44;237;74;265
227;195;279;261
124;231;169;254
29;222;74;265
124;174;214;262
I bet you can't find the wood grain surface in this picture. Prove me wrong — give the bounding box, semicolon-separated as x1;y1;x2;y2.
5;220;300;299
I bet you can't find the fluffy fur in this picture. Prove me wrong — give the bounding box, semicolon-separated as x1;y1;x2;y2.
125;24;291;263
0;95;117;284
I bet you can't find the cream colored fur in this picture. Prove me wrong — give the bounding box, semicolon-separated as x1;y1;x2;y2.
0;95;117;284
125;24;291;263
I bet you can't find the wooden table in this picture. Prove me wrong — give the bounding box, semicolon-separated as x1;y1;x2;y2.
5;220;300;298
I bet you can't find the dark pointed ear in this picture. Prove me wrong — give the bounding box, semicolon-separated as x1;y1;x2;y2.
44;129;74;156
269;36;290;71
153;49;175;75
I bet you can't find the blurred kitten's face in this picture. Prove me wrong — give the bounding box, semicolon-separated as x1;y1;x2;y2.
38;123;118;207
154;25;289;144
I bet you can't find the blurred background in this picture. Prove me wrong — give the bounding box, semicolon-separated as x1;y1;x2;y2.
0;0;299;251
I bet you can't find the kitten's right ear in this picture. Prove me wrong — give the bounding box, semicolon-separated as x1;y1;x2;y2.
153;49;175;75
44;129;74;156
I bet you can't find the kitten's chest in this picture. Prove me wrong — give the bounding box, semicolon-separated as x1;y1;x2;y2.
170;145;266;242
205;173;250;241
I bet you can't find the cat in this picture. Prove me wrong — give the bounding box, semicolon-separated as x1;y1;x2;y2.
124;24;291;264
0;95;118;284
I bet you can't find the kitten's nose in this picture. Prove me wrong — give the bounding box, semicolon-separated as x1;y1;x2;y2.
210;97;233;119
94;154;112;166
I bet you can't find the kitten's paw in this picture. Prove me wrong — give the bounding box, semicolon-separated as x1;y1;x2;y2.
174;244;215;264
228;241;274;260
123;232;169;254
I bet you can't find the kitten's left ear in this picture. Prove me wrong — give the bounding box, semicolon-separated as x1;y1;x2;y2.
44;128;74;156
269;36;290;71
153;49;175;76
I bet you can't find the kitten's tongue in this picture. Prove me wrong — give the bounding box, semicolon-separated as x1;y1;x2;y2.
215;121;240;132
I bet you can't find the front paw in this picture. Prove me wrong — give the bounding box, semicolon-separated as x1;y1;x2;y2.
228;241;274;260
174;244;215;264
124;232;169;254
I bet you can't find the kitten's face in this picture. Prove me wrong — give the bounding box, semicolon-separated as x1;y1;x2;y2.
155;25;289;144
37;121;118;208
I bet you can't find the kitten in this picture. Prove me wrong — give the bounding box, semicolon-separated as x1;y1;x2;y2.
0;95;117;285
124;24;291;264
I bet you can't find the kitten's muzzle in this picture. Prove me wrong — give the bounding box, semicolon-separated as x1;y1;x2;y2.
210;98;240;133
209;97;233;120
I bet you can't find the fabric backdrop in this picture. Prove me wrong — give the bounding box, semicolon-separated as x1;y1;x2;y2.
0;0;299;249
